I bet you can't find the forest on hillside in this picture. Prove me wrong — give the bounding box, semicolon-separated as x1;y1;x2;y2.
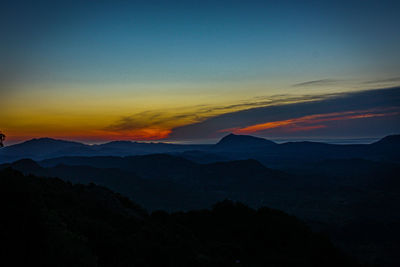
0;168;360;267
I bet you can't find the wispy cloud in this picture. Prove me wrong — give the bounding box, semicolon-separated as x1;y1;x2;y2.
220;107;400;135
103;111;200;140
103;92;342;140
103;87;400;141
363;76;400;84
292;79;341;87
169;87;400;140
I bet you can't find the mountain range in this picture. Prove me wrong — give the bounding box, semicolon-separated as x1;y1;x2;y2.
1;133;400;265
1;133;399;166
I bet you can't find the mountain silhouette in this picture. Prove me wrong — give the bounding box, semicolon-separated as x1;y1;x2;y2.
1;155;290;211
0;138;209;162
215;133;277;149
1;136;400;265
4;158;43;174
37;155;287;191
10;137;86;151
372;134;400;145
1;134;399;166
0;138;90;162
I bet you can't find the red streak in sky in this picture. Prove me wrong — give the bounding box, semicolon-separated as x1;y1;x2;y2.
221;108;400;135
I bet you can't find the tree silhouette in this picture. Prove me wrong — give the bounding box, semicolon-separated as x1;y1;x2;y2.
0;131;5;147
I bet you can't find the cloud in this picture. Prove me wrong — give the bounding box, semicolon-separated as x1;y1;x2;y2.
363;76;400;85
103;87;400;141
220;107;400;135
168;87;400;140
103;110;200;140
104;92;342;140
292;79;341;87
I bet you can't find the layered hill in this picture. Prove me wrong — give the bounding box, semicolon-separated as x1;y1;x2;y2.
0;168;356;267
1;134;399;166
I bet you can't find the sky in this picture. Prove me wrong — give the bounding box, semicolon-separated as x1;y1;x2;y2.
1;0;400;144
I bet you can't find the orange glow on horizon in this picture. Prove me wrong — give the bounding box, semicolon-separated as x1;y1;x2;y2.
3;128;172;144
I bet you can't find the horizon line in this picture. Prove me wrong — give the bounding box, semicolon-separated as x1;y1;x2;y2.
1;134;394;147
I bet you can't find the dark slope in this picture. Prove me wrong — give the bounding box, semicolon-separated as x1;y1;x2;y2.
95;140;210;154
40;154;200;182
372;134;400;146
2;156;288;211
3;158;44;173
0;168;357;267
39;154;286;185
2;155;399;265
5;154;400;221
1;134;399;265
289;158;400;188
0;157;214;211
0;138;91;162
369;134;400;161
173;150;230;163
15;154;400;221
215;133;277;149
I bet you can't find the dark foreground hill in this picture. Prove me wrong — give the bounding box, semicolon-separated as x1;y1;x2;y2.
0;168;357;267
2;155;400;265
1;156;288;211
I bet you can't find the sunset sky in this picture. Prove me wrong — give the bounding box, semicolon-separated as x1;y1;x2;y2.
1;0;400;144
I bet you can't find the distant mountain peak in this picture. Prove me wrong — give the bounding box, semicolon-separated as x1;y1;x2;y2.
12;158;39;166
216;133;276;148
20;137;85;146
10;138;87;151
104;141;135;145
373;134;400;145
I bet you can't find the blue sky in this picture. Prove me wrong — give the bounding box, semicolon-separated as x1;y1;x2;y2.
1;0;400;143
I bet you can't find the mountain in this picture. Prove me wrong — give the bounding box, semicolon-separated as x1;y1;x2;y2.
1;155;289;211
372;134;400;146
39;154;286;187
14;155;287;206
2;152;400;265
1;134;399;265
0;156;207;211
40;154;199;181
0;168;357;267
8;154;399;221
0;138;92;162
1;134;399;166
0;138;210;163
215;133;277;150
211;134;400;167
3;158;44;173
90;140;212;158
